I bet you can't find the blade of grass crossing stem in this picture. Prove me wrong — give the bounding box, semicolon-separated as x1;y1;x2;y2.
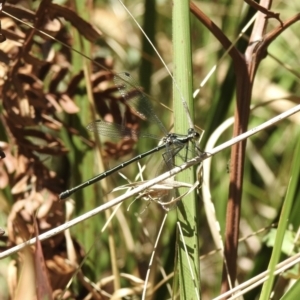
259;130;300;299
172;0;201;298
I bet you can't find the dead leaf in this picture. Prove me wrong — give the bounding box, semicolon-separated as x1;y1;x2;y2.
34;218;53;300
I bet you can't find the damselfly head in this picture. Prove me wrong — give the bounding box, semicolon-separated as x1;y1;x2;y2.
188;128;205;146
187;128;199;140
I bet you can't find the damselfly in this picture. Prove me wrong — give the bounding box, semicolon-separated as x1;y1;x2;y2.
59;72;201;199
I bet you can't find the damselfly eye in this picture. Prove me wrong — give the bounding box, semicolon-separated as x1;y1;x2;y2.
187;128;200;139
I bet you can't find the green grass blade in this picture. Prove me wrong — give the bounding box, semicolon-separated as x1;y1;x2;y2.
259;130;300;299
67;0;104;282
172;0;201;298
280;279;300;300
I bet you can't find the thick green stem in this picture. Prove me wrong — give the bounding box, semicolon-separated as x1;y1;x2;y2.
173;0;201;298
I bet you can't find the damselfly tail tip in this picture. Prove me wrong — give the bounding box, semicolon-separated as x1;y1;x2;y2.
59;190;70;200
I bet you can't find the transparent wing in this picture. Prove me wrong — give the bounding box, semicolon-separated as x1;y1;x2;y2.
86;120;140;140
114;72;168;135
158;139;198;210
162;141;186;169
87;120;161;141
